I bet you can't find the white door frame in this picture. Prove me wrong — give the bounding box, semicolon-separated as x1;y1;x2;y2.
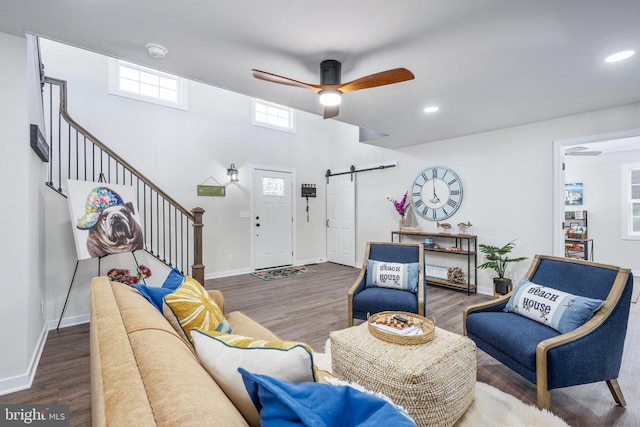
553;128;640;257
249;164;297;270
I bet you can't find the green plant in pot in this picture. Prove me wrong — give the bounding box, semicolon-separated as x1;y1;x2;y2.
477;239;528;295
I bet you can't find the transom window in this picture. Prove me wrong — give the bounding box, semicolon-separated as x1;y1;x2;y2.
108;59;188;110
252;99;295;132
621;163;640;239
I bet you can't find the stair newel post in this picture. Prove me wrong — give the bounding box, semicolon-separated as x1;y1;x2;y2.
191;207;205;286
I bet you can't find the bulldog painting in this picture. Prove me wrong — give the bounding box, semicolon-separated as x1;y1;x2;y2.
67;181;145;260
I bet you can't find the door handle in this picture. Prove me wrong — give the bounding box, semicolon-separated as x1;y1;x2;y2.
256;223;260;227
326;219;329;227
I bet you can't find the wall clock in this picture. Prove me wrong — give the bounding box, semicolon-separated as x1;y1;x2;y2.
411;166;463;221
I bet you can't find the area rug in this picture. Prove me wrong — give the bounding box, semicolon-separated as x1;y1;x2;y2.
250;266;314;281
313;341;568;427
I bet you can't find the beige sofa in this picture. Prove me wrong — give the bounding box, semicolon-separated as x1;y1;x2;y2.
90;276;291;426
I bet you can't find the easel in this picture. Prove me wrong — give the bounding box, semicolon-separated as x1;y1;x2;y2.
56;251;144;330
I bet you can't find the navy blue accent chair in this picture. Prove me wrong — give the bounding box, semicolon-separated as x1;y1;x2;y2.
463;255;632;410
347;242;425;327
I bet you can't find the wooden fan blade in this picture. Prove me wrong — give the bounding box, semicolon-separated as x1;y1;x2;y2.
323;105;340;119
252;69;323;93
338;68;414;93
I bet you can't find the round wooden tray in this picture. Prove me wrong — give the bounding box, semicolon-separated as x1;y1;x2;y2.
367;311;435;345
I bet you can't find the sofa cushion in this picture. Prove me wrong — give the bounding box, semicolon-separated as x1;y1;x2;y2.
132;267;184;311
238;369;417;427
504;278;604;333
191;329;316;427
163;276;232;345
366;260;420;293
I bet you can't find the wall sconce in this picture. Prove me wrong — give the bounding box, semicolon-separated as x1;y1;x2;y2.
227;163;239;182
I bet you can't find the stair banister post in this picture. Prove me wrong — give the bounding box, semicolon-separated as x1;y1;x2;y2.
191;207;205;286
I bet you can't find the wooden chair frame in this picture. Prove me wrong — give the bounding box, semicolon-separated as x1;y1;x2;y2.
463;254;631;410
348;242;425;327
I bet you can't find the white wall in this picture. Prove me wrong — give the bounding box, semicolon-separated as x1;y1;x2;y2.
39;39;640;320
565;150;640;273
4;33;640;392
39;39;358;322
0;32;48;394
329;104;640;291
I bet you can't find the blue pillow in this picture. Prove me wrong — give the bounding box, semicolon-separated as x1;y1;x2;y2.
132;268;184;311
365;260;420;293
504;278;604;333
239;368;417;427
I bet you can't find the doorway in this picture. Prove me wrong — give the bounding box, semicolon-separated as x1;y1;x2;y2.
553;128;640;258
251;166;295;270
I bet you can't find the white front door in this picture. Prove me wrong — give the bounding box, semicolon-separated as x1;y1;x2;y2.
326;173;356;266
253;168;294;269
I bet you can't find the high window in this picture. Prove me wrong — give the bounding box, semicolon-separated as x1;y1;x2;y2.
621;162;640;239
252;99;295;132
108;59;188;110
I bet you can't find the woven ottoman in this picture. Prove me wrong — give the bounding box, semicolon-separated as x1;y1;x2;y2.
330;322;476;427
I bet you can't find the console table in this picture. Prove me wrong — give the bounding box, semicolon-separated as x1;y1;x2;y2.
391;230;477;295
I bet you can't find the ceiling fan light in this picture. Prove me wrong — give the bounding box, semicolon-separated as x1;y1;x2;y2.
604;50;635;63
319;90;342;106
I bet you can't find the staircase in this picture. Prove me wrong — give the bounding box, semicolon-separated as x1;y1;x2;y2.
43;77;205;284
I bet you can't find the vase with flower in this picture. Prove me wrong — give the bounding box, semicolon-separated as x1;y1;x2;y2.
388;192;411;230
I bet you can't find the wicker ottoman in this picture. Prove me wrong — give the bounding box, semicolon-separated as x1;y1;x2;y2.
330;322;476;427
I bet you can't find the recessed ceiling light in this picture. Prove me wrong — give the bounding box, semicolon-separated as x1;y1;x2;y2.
604;50;635;63
146;43;168;59
423;106;440;113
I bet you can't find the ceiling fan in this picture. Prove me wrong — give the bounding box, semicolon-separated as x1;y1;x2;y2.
252;60;415;119
565;146;602;156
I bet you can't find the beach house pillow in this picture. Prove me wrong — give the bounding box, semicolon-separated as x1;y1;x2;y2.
191;329;317;427
366;260;420;293
504;278;604;333
132;267;184;311
238;368;417;427
162;276;231;344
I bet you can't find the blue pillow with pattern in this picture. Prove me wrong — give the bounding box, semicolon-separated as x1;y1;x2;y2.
504;278;604;333
366;260;420;293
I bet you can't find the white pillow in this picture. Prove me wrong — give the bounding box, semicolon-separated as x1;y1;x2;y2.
191;329;316;427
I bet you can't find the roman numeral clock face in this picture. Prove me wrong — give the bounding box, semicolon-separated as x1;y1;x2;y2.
411;167;463;221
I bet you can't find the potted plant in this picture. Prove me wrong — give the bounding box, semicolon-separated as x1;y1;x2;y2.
477;239;527;295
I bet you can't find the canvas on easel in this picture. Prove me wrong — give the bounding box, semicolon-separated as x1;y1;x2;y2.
66;180;144;260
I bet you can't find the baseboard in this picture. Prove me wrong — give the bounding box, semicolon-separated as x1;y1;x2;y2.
46;313;90;330
205;267;253;280
204;259;328;280
0;323;48;397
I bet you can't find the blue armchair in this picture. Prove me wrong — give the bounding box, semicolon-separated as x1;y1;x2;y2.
347;242;425;327
463;255;633;410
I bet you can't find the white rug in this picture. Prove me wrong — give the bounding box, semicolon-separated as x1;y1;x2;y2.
313;341;568;427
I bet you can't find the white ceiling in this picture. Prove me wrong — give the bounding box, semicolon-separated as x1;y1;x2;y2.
1;0;639;148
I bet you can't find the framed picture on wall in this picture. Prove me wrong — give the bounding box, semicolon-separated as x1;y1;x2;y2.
565;182;583;205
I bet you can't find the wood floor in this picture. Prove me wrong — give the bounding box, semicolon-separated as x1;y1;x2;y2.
2;262;638;426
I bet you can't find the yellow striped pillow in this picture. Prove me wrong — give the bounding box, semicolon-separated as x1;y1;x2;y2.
162;276;231;345
191;329;317;427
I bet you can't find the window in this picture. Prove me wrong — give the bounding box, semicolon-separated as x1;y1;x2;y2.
621;162;640;240
252;99;295;132
262;177;285;196
108;59;188;110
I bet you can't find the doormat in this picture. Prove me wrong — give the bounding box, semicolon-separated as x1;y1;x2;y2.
251;266;315;281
